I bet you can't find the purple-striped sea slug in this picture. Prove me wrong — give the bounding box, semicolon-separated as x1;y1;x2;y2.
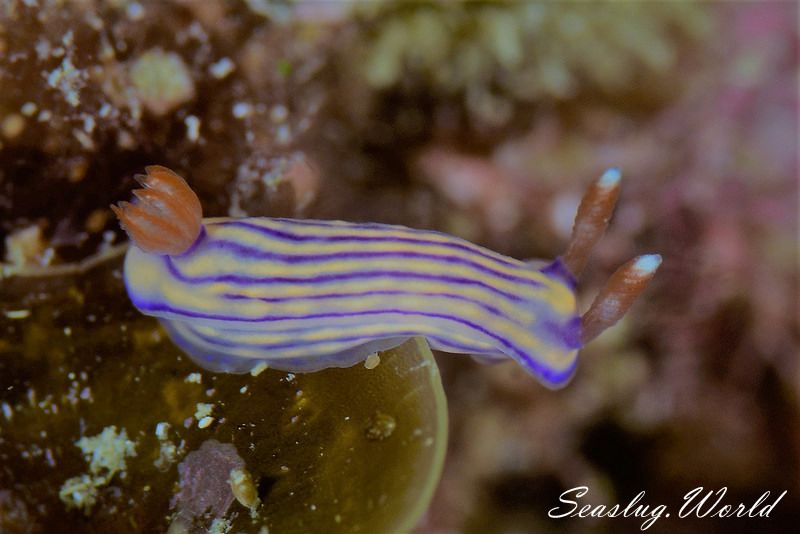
112;166;660;388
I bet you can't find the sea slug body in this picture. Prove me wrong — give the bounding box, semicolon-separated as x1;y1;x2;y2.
114;166;659;389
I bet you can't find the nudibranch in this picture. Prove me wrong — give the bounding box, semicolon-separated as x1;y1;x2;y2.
113;165;660;388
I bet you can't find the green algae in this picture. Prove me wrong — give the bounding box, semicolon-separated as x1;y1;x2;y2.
0;252;447;533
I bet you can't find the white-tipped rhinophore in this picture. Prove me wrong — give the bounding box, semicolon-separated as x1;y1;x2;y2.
580;254;662;344
562;168;622;277
560;170;660;345
598;167;621;188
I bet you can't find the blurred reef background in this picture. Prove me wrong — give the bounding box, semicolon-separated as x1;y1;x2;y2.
0;1;797;533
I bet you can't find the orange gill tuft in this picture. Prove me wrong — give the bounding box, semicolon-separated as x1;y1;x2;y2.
111;165;203;255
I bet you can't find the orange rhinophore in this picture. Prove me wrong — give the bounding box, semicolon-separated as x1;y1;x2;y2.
562;168;622;277
557;168;661;343
111;165;203;255
580;254;662;344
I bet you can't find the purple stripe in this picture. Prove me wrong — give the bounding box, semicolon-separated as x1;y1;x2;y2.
214;220;523;269
138;300;577;383
189;326;426;353
536;316;582;351
164;257;526;302
541;257;577;290
425;336;496;354
203;238;543;287
183;318;577;385
221;289;513;322
219;290;578;350
270;218;404;230
176;226;208;257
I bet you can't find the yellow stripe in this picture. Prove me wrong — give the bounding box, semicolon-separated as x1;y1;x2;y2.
158;271;536;324
130;216;580;375
203;220;554;287
193;319;491;348
181;294;555;366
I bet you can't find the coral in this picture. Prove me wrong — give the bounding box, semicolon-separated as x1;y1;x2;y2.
348;2;710;128
128;48;196;116
0;0;326;265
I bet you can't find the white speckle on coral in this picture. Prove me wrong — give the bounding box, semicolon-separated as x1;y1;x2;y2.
194;402;214;420
98;103;112;118
45;448;56;467
83;115;95;134
232;102;253;119
184;115;201;142
34;38;51;61
187;21;208;41
275;124;291;145
85;12;104;31
73;129;94;150
270;104;288;123
20;102;37;117
46;56;83;107
127;2;145;20
198;416;214;429
209;57;235;79
185;372;202;384
155;422;170;440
